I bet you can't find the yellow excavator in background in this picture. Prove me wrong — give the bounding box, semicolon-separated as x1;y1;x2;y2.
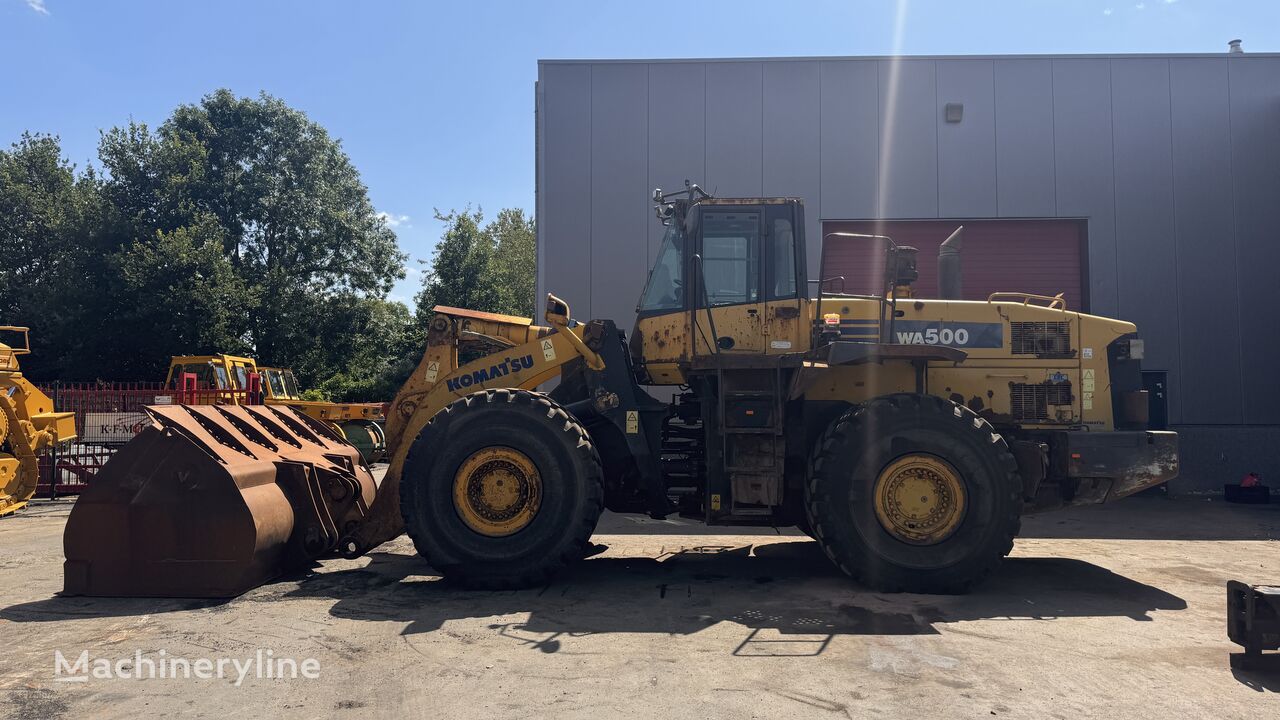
163;353;387;462
1;327;76;516
64;186;1178;598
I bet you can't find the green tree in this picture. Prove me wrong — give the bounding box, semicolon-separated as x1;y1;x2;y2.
104;220;255;379
296;295;421;401
0;134;79;314
96;90;407;373
1;91;414;390
486;208;536;316
0;133;104;377
414;206;538;323
415;208;500;316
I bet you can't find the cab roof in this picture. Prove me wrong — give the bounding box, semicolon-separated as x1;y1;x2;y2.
693;196;801;207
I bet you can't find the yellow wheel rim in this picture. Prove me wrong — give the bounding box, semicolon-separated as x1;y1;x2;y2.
873;454;966;545
452;447;542;537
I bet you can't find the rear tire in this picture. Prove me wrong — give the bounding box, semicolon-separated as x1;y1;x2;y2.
806;393;1021;594
399;389;604;589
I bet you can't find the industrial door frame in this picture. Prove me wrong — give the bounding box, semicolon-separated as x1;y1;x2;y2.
818;217;1092;314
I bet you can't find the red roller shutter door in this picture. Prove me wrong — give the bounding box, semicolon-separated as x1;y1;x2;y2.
819;219;1086;312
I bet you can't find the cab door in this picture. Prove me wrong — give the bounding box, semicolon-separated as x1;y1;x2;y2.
695;208;765;356
762;203;805;355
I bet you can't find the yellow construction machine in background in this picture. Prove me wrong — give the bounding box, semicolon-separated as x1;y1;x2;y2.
163;353;387;462
0;327;76;516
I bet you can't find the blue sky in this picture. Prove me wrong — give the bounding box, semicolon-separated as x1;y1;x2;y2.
3;0;1276;304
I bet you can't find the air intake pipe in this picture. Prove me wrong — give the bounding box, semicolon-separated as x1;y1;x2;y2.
938;225;964;300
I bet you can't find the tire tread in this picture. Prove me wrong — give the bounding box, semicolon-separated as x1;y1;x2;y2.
400;388;604;589
805;393;1021;593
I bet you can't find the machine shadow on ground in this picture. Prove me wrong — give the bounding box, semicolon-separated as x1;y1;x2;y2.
255;539;1187;655
1232;664;1280;692
0;540;1184;656
600;499;1280;542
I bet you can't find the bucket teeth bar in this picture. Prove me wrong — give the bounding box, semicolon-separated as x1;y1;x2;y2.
63;404;377;598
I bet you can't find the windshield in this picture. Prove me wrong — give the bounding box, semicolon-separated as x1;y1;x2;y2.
169;363;216;389
638;226;685;312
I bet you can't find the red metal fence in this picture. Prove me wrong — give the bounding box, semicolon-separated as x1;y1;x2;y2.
34;382;258;498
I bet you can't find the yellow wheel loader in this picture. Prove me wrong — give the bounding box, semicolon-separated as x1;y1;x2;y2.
64;186;1178;597
1;327;76;516
163;354;387;463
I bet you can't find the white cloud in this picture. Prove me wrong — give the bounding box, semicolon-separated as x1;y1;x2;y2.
1164;0;1177;4
25;0;49;15
1103;7;1113;15
376;211;411;229
1135;2;1146;9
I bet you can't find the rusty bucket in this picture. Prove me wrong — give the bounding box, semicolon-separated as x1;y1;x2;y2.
63;404;377;598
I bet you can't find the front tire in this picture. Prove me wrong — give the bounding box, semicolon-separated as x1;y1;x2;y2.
806;393;1021;593
399;389;604;589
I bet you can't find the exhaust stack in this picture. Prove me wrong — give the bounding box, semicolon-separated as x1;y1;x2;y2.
938;225;964;300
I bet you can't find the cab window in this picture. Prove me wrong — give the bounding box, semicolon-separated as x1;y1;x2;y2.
768;217;797;300
233;366;249;390
700;212;759;307
282;371;301;398
169;363;216;389
265;370;287;398
638;226;685;312
214;366;230;390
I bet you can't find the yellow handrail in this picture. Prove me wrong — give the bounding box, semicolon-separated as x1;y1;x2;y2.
0;326;31;355
986;292;1068;311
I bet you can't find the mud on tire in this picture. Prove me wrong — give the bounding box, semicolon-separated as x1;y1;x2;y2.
805;393;1021;594
399;389;604;589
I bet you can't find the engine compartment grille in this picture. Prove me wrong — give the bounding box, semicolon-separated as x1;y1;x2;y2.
1010;321;1073;356
1010;382;1074;422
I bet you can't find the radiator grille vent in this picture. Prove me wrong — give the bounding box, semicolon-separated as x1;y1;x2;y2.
1010;382;1073;422
1010;321;1072;356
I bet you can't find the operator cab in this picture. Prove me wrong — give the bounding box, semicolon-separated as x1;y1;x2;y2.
260;367;302;400
166;360;228;390
633;185;809;379
164;354;257;391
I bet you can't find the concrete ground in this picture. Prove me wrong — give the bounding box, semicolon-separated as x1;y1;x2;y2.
1;491;1278;719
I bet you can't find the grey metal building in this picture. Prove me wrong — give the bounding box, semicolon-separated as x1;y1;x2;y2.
535;53;1280;493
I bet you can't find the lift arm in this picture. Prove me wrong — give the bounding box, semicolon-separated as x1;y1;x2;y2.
340;295;605;554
